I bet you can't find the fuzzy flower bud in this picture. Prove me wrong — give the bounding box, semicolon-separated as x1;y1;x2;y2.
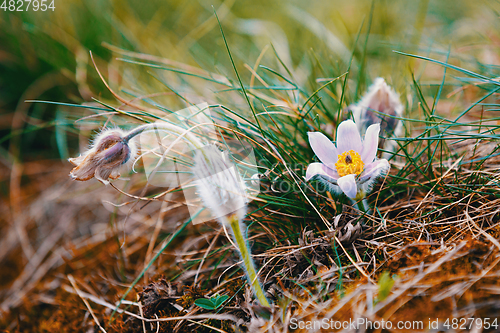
350;77;403;138
68;128;137;184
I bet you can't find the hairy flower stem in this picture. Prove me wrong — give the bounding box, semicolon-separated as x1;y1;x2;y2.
225;214;270;308
123;122;205;150
353;196;371;221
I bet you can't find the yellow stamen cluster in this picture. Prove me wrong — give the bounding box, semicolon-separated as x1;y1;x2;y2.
335;150;364;177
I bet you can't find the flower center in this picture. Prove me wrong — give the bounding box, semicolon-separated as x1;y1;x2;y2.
335;150;364;177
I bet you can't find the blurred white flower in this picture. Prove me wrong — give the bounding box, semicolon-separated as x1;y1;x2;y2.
192;144;248;224
192;144;270;307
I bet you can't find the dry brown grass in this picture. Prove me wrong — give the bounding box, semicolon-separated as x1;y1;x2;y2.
1;126;499;332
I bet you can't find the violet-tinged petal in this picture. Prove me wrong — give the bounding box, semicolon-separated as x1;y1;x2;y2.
337;174;357;199
361;123;380;164
68;154;87;166
359;159;390;183
308;132;338;168
69;153;98;181
103;141;128;162
306;162;339;181
336;120;363;154
317;179;342;196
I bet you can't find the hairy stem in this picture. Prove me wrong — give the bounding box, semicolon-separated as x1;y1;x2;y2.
353;192;370;219
123;122;205;150
226;215;270;307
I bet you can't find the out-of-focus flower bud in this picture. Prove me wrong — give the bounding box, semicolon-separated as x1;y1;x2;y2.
349;78;404;158
350;77;403;137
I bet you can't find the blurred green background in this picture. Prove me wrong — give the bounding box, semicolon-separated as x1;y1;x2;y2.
0;0;496;183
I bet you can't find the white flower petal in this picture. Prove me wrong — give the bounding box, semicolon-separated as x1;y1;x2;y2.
337;174;358;199
306;162;339;181
359;159;390;183
361;123;380;164
308;132;338;169
336;120;363;155
316;179;342;195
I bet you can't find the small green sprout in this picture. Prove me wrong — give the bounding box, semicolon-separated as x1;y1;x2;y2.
376;270;398;303
194;294;229;310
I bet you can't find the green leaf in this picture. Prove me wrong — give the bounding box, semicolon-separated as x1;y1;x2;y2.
194;298;216;310
195;295;229;310
213;295;229;308
55;108;69;160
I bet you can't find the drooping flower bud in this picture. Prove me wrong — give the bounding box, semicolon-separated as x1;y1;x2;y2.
69;128;137;184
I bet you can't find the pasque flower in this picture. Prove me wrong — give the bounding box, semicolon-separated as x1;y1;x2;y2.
69;128;137;184
192;144;271;308
192;144;248;224
69;121;205;185
306;119;389;201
